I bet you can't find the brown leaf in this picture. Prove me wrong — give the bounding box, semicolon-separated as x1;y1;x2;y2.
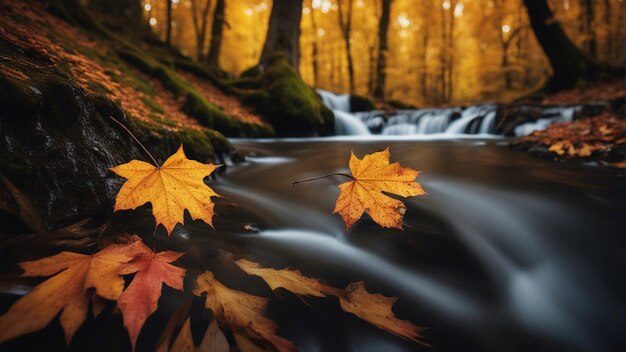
235;259;343;297
339;281;427;345
193;272;296;352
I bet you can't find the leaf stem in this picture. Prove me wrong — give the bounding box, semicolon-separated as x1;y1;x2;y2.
109;116;160;168
291;172;354;186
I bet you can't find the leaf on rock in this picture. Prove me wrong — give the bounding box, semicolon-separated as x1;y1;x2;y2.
117;241;186;349
0;241;143;344
235;259;343;297
333;148;425;230
339;281;426;345
110;145;220;234
193;272;297;352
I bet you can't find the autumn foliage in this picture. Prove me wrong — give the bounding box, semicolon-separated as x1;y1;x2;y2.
0;145;427;351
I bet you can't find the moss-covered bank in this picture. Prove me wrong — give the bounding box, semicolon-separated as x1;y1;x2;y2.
240;55;334;136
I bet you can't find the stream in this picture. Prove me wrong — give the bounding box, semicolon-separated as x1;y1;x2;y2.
180;137;623;352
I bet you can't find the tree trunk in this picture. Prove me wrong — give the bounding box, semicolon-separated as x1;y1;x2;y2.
190;0;212;60
259;0;303;69
207;0;225;68
338;0;355;92
373;0;392;99
522;0;604;91
165;0;173;46
309;3;320;87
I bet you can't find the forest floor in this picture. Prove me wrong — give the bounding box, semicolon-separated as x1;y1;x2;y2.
0;0;268;134
511;80;625;166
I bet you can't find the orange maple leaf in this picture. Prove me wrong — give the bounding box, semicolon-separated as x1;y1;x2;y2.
235;259;427;344
117;241;186;349
193;272;297;352
110;145;220;234
0;241;144;344
333;148;425;230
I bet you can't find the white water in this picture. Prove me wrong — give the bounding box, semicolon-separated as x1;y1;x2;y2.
318;90;583;137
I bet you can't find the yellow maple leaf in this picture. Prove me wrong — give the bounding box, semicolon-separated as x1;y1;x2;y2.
110;145;220;234
333;148;425;230
0;241;144;344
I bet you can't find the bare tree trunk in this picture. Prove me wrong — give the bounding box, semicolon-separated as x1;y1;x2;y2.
165;0;173;46
259;0;303;69
603;0;612;61
522;0;607;91
579;0;596;58
207;0;225;68
419;0;430;102
368;45;376;94
309;2;320;87
338;0;355;92
373;0;392;99
190;0;212;60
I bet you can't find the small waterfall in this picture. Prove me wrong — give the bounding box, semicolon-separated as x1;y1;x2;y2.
514;106;579;136
317;90;583;137
334;110;371;135
317;89;350;112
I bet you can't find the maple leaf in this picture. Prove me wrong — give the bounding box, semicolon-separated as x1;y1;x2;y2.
333;148;425;230
235;259;343;297
235;259;427;345
193;272;297;352
110;145;220;235
165;318;229;352
339;281;427;345
117;241;186;349
0;241;143;344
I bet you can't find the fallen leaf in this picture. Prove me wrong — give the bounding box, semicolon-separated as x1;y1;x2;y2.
193;272;296;352
235;259;427;346
110;145;220;234
333;148;425;229
197;320;229;352
117;241;186;349
0;174;47;235
156;299;193;352
234;333;267;352
0;241;143;344
235;259;342;297
171;318;194;352
339;281;426;345
165;317;230;352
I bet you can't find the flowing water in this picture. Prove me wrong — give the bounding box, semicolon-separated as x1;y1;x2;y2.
317;90;581;137
182;138;622;352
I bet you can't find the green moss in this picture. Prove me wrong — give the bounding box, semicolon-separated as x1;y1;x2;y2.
350;94;376;112
252;55;333;136
117;48;272;137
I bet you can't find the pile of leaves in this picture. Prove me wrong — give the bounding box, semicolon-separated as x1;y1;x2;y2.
0;145;428;351
510;112;626;166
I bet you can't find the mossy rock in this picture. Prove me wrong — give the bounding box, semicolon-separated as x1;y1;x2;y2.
349;94;376;112
117;48;271;137
249;55;333;136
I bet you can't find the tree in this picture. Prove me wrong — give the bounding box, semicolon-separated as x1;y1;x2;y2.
190;0;212;60
309;0;320;87
337;0;355;92
207;0;225;69
165;0;173;46
259;0;303;69
522;0;614;91
373;0;392;99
